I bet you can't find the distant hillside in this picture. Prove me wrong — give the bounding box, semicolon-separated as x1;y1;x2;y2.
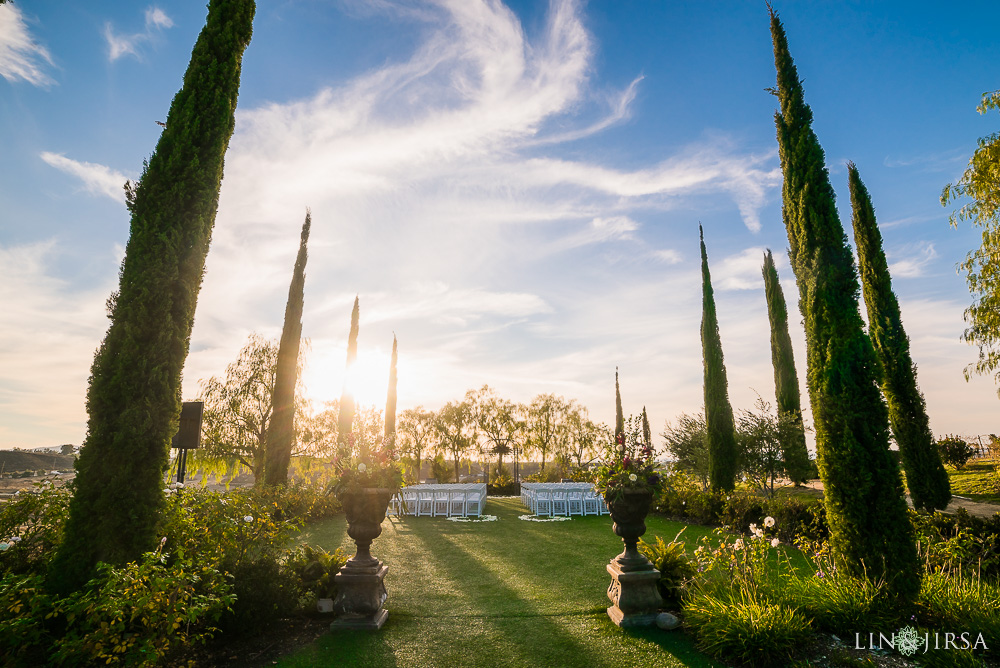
0;450;75;474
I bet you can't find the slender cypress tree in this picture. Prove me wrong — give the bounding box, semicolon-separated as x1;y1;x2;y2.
384;334;398;443
337;297;360;446
49;0;254;594
641;406;652;447
264;211;311;486
770;9;918;597
700;225;738;491
848;163;951;511
762;249;811;483
614;368;625;442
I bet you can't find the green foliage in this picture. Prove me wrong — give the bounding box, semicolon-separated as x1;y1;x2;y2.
736;397;798;497
433;400;477;482
1;479;337;666
50;0;256;594
911;508;1000;579
265;211;311;486
770;9;918;599
285;544;349;602
700;226;739;491
595;414;661;503
761;249;811;483
430;454;454;484
0;480;71;575
661;412;710;490
918;571;1000;657
683;591;811;667
850;163;951;512
938;435;979;470
942;90;1000;389
639;531;697;605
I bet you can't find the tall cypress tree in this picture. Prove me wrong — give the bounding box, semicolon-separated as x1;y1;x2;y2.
641;406;652;447
384;334;398;443
49;0;255;593
614;368;625;442
264;211;311;486
337;297;360;447
700;225;738;491
762;249;811;483
848;163;951;512
770;9;918;597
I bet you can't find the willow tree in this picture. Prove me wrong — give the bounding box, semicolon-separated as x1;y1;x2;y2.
264;211;311;486
49;0;255;594
700;225;738;491
337;297;360;448
849;163;951;511
762;249;811;483
770;9;918;597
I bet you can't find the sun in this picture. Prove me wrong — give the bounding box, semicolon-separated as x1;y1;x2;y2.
301;348;394;412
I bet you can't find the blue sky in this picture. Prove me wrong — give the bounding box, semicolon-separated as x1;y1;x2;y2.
2;0;999;449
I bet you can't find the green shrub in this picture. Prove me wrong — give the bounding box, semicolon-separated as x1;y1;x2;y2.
286;544;349;603
0;481;71;576
911;509;1000;579
938;436;978;470
765;496;828;545
918;571;1000;658
639;532;696;605
720;492;766;533
217;556;299;636
683;591;811;667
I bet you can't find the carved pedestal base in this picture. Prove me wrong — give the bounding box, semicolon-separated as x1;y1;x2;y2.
331;562;389;631
606;560;662;628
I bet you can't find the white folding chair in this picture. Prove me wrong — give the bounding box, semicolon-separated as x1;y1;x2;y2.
465;491;482;517
534;490;552;516
582;491;600;516
551;490;569;516
567;490;584;516
416;489;435;516
449;490;467;517
433;490;451;517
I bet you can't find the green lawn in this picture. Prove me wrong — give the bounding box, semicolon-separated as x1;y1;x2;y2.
948;460;1000;504
279;497;726;668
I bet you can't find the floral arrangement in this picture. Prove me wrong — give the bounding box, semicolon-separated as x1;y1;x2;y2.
330;432;403;498
594;426;662;503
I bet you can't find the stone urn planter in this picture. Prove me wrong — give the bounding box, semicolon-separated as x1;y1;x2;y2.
604;488;663;628
332;487;394;630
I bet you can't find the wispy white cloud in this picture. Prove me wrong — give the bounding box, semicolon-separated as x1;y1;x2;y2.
712;246;776;291
0;242;112;447
39;152;130;204
104;6;173;62
888;241;938;278
0;4;55;87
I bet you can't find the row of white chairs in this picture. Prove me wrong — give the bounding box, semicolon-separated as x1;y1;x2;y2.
520;483;608;516
390;484;487;517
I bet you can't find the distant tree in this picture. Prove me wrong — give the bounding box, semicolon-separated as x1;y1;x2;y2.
761;249;811;484
770;8;918;598
336;297;360;451
264;211;311;486
736;397;799;498
661;412;709;490
398;407;436;482
565;405;604;468
59;444;74;456
384;334;398;442
942;89;1000;389
49;0;255;593
195;335;308;479
700;225;738;491
849;163;951;511
936;435;977;470
525;393;568;471
434;400;477;483
468;386;522;481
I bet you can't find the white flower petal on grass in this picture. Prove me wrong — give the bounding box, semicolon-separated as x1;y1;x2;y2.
446;515;498;523
518;514;572;522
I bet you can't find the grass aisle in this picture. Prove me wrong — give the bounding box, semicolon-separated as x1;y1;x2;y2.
281;497;724;668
